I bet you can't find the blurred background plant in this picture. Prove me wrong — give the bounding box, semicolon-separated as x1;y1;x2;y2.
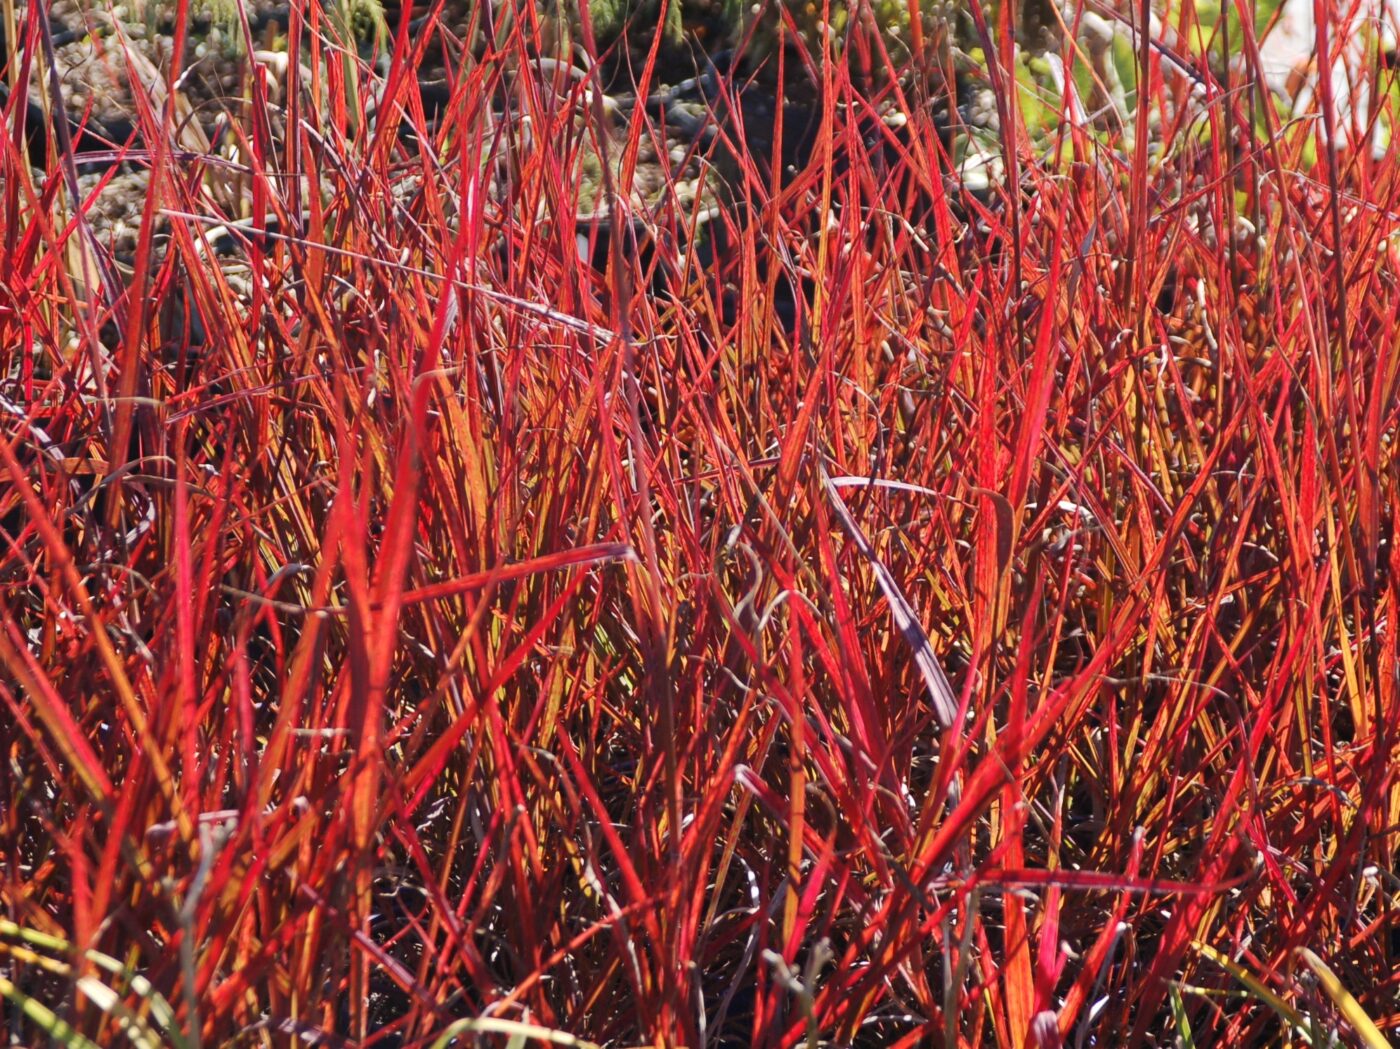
540;0;972;69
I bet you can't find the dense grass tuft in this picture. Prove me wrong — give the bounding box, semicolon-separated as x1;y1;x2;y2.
2;0;1399;1045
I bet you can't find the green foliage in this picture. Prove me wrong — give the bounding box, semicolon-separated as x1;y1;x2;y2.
544;0;685;51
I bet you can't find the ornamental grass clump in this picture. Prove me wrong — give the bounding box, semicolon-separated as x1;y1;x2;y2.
0;0;1398;1045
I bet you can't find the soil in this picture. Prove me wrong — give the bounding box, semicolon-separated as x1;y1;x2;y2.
4;0;281;257
4;2;758;260
3;0;982;295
